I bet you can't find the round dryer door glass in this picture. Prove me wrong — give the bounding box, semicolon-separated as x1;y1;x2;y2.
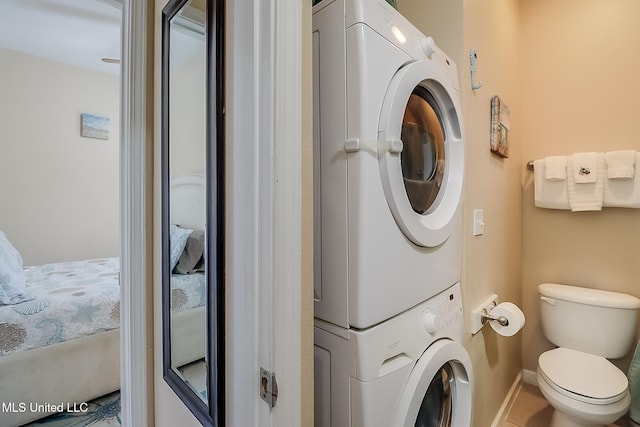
414;363;453;427
401;87;446;214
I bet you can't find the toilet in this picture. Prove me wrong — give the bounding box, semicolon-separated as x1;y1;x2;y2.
537;283;640;427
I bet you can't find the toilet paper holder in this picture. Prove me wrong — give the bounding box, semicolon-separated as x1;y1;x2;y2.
471;296;525;335
481;307;509;327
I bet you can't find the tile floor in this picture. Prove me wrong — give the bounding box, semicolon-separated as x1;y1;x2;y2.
500;382;630;427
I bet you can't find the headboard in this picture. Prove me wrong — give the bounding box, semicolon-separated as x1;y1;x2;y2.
170;174;205;231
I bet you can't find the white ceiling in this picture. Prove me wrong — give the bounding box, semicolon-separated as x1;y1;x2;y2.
0;0;122;75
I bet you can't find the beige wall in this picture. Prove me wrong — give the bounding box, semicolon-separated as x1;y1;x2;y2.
463;1;524;426
398;1;523;425
170;47;206;177
520;0;640;374
397;0;463;66
0;49;120;265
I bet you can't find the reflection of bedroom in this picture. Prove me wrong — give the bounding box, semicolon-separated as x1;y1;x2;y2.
0;2;123;425
166;2;209;405
169;9;207;178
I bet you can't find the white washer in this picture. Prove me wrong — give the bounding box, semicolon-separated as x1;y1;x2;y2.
313;0;464;329
314;283;473;427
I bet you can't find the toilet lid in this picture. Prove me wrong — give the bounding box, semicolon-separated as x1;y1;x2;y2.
539;348;628;401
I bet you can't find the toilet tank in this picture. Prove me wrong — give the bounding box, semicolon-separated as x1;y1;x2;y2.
539;283;640;358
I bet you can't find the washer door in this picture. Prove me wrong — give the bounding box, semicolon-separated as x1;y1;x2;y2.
394;339;473;427
379;60;463;247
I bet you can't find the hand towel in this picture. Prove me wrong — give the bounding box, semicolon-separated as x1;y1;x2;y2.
544;156;567;181
604;152;640;208
534;159;570;209
571;152;599;184
605;150;636;179
567;153;604;211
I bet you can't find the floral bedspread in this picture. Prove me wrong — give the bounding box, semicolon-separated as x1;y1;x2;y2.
170;273;206;313
0;257;207;357
0;258;120;357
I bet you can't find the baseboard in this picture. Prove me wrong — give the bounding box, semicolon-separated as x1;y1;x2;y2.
490;371;523;427
522;368;538;386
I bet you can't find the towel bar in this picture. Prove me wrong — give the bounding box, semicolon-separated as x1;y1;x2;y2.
527;160;534;171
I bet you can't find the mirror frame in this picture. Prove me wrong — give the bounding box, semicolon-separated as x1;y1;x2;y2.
161;0;225;425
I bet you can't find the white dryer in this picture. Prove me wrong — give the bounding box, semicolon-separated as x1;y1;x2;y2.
313;0;464;329
314;283;473;427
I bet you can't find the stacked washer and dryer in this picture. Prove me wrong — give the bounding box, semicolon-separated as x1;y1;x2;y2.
312;0;473;426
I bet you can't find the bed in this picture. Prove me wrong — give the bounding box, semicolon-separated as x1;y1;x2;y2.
0;174;207;427
167;174;208;369
0;257;122;427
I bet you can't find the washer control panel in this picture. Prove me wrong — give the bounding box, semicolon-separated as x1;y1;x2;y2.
348;283;465;382
420;284;463;338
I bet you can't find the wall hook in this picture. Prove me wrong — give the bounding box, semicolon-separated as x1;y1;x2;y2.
470;49;483;90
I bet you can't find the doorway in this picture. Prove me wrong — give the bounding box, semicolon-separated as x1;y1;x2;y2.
0;1;124;425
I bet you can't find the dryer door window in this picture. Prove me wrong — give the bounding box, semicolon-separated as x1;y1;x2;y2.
378;60;464;248
401;88;446;215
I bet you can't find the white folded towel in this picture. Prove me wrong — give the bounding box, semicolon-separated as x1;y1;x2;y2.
604;152;640;208
544;156;567;181
534;159;570;209
605;150;636;179
567;153;604;211
571;152;599;184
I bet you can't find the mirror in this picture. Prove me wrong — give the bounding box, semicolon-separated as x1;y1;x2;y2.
162;0;224;424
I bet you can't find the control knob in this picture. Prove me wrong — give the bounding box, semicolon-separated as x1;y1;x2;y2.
423;311;442;334
420;36;437;59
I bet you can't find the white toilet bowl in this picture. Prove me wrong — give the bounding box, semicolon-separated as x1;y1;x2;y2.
537;348;631;427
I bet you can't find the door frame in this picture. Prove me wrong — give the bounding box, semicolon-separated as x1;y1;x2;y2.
120;0;152;425
226;0;306;425
121;0;307;425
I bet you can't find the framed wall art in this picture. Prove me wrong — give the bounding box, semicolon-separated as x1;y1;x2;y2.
81;113;110;140
490;96;510;158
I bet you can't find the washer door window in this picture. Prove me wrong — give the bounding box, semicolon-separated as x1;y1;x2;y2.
414;363;452;427
393;340;472;427
379;60;463;248
401;88;446;215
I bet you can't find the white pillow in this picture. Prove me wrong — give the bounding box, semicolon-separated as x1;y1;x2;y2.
0;231;29;305
170;225;193;272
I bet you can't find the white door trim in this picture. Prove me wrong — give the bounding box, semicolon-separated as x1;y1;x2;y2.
226;0;304;425
271;0;304;425
224;1;258;424
120;0;151;425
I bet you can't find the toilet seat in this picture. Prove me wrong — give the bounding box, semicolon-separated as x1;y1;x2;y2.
539;348;628;405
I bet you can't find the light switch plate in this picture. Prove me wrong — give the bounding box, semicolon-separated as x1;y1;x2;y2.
473;209;484;236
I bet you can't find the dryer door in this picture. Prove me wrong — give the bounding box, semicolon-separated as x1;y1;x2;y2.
379;60;463;247
393;339;472;427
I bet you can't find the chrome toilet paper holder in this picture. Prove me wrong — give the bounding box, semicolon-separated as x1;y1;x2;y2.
471;296;525;335
481;307;509;327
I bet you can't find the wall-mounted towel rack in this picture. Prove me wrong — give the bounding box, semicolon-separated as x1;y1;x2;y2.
532;151;640;210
